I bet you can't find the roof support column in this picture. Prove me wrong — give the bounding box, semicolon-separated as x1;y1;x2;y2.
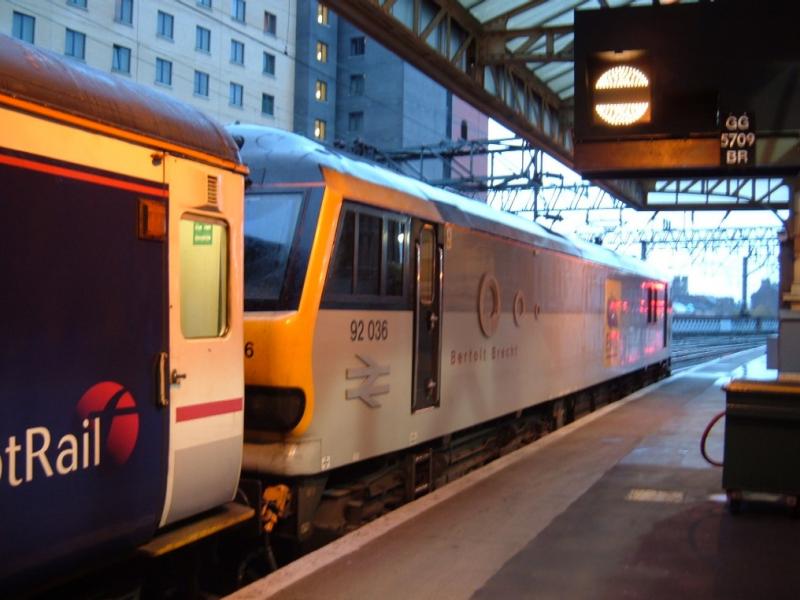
782;179;800;309
778;178;800;374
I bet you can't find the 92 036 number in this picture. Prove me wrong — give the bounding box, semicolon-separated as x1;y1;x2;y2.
350;319;389;341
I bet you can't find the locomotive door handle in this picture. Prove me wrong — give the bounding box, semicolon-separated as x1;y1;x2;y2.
157;352;169;408
171;369;187;384
428;312;438;330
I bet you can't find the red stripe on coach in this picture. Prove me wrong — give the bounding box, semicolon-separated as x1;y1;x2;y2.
176;398;243;422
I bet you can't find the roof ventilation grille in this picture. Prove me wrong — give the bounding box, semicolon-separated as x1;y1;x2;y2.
207;175;219;206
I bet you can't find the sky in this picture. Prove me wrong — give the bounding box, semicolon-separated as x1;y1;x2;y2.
485;120;786;302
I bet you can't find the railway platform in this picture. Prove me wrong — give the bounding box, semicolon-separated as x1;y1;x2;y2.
229;347;800;600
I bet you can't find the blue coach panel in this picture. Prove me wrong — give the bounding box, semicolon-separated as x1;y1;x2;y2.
0;155;168;587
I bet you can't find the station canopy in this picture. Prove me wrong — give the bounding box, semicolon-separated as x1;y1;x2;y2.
323;0;795;212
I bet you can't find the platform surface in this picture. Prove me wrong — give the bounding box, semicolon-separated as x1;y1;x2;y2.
231;348;800;600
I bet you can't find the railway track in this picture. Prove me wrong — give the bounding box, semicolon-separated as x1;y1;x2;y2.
671;335;767;370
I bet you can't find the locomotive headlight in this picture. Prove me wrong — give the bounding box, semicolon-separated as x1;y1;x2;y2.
593;64;651;126
245;386;306;433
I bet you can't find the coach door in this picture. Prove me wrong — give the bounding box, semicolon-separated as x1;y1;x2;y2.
160;157;244;526
412;223;442;411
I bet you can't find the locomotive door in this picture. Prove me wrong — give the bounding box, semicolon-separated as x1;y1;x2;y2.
412;223;442;411
159;157;244;526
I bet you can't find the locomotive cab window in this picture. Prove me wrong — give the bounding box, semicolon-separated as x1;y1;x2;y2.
243;187;322;312
245;191;305;309
324;203;409;307
180;216;228;338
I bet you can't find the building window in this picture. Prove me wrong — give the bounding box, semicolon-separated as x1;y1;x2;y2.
12;12;35;44
315;80;327;102
315;41;328;63
314;119;326;141
262;51;275;75
229;82;243;107
196;26;211;53
348;111;363;133
65;29;86;60
317;3;329;25
349;74;365;96
67;0;87;9
230;39;244;65
261;93;274;116
350;36;365;56
157;11;174;40
197;0;212;8
460;119;468;140
155;58;172;86
263;11;277;35
112;44;131;74
231;0;245;23
115;0;133;25
194;70;209;97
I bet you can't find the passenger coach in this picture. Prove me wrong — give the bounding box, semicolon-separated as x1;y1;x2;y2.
0;35;246;592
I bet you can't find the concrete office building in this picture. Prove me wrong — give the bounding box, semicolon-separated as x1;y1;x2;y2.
293;0;337;142
2;0;296;130
294;0;488;183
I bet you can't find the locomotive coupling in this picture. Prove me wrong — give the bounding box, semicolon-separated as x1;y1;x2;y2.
262;484;291;533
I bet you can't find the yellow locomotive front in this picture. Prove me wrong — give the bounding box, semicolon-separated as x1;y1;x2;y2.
236;124;438;479
236;131;335;465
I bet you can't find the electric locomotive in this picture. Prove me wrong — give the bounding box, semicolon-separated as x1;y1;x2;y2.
0;36;247;593
232;124;671;545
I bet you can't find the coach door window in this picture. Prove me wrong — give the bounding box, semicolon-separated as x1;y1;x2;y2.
179;216;228;338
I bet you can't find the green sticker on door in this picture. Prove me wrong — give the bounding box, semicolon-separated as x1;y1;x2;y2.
193;222;213;245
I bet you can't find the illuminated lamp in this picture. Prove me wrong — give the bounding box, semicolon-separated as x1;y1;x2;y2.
593;65;651;126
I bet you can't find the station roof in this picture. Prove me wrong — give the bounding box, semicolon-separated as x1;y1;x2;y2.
323;0;792;212
455;0;697;104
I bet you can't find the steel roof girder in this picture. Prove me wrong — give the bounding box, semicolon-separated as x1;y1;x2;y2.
478;25;574;64
480;24;573;40
482;0;553;26
325;1;566;122
322;0;651;206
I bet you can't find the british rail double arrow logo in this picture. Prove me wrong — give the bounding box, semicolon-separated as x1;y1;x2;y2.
345;355;390;408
